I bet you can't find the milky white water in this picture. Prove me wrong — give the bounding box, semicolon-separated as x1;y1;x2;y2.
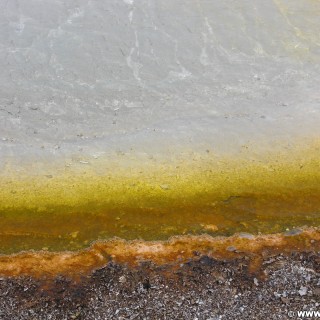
0;0;319;167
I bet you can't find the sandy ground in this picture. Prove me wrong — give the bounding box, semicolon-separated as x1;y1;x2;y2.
0;251;319;319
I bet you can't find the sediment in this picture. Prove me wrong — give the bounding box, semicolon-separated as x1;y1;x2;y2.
0;228;318;279
0;249;319;319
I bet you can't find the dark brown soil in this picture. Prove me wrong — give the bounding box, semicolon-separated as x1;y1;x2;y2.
0;251;319;319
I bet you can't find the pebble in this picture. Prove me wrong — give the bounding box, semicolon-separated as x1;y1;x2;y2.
298;286;308;296
203;224;219;232
313;288;320;296
70;231;79;238
239;232;254;239
284;228;302;236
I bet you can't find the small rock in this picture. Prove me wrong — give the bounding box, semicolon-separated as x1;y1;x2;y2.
313;288;320;296
254;278;259;286
70;231;79;238
239;232;254;239
298;286;308;296
70;312;81;319
281;297;290;304
284;228;302;236
160;184;170;190
202;224;218;232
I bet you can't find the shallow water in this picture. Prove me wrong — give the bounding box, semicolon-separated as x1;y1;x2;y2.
1;144;319;254
0;0;320;257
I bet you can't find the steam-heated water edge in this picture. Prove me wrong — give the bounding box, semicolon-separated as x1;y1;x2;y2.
1;142;319;254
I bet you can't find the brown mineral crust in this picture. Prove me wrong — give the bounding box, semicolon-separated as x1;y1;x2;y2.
0;227;319;280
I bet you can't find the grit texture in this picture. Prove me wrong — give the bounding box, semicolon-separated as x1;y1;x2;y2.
0;252;319;319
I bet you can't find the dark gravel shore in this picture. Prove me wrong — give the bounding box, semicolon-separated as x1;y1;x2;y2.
0;251;319;320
